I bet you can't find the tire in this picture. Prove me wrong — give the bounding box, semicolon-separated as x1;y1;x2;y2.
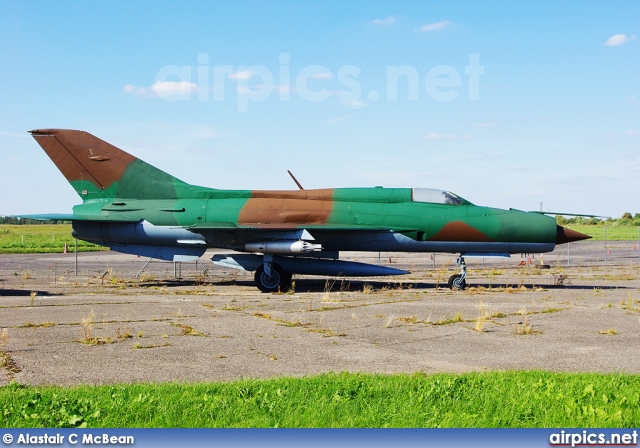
448;274;467;290
254;264;291;293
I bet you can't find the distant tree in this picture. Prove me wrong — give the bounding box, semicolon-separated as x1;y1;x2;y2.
0;216;70;225
621;212;633;220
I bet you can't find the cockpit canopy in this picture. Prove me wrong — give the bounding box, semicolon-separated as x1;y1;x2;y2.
411;188;470;206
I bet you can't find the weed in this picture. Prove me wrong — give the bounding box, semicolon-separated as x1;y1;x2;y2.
363;283;374;294
307;328;345;337
257;351;278;361
474;301;489;333
193;272;207;286
138;273;156;282
432;312;467;326
385;317;394;328
554;274;570;286
0;328;8;348
514;308;541;335
322;279;337;302
0;328;20;376
398;316;419;324
81;310;96;342
221;305;242;311
598;329;619;335
80;336;115;346
115;328;133;340
20;322;57;328
171;323;206;336
21;270;32;280
133;342;171;349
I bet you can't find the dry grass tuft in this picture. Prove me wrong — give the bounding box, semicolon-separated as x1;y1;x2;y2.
474;300;490;332
81;310;95;342
514;308;541;335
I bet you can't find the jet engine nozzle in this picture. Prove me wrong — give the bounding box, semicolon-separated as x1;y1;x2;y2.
245;240;323;254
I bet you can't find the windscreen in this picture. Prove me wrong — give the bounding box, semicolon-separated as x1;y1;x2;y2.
412;188;463;205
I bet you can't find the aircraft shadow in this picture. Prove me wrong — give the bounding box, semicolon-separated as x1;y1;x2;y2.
208;279;629;293
0;289;60;297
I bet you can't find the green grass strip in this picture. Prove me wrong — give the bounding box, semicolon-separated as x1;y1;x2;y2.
1;371;639;428
0;225;104;254
569;225;640;241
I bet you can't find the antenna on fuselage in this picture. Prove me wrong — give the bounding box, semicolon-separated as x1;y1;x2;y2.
287;170;305;190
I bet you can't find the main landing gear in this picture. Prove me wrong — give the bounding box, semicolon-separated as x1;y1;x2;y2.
254;255;292;293
448;256;467;290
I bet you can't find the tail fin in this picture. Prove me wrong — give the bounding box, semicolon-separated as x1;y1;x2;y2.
29;129;191;200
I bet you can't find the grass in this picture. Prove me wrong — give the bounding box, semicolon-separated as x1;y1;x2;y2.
569;224;640;241
1;371;639;427
0;224;105;254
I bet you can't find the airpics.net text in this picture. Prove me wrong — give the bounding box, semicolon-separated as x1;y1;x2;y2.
124;52;484;112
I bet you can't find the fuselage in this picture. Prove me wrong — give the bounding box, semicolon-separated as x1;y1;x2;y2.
71;186;559;255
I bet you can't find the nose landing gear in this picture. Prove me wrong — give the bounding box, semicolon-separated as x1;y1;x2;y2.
448;256;467;290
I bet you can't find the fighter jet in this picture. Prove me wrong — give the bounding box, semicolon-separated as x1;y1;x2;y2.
22;129;590;292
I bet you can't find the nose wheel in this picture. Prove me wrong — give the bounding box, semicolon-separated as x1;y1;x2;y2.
448;256;467;290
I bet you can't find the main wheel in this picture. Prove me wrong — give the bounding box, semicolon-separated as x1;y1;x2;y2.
254;264;291;293
448;274;467;290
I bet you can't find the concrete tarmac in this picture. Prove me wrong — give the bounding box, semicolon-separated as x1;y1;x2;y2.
1;241;639;386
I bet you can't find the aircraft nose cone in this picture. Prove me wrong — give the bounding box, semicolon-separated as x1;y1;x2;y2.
556;225;592;244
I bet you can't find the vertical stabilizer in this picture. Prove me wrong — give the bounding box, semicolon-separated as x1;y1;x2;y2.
29;129;191;200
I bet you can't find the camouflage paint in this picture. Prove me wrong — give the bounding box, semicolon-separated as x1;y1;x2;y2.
27;129;588;251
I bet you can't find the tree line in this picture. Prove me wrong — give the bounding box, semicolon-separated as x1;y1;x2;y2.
555;212;640;226
0;216;70;225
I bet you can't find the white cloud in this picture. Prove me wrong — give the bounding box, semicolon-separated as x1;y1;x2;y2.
326;115;350;124
628;96;639;103
370;16;397;26
474;122;498;128
228;70;253;80
150;81;197;96
309;72;334;80
418;21;451;33
341;99;369;109
274;85;295;93
124;82;197;98
424;133;468;140
124;84;152;97
604;33;637;46
187;124;227;139
625;130;638;136
236;86;252;95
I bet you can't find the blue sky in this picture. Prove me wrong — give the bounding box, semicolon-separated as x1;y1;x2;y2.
1;1;638;217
